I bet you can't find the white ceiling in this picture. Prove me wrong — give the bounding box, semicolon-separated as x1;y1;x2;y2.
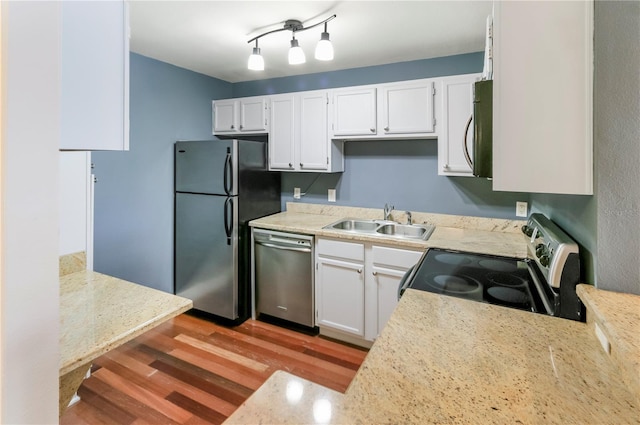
130;1;492;83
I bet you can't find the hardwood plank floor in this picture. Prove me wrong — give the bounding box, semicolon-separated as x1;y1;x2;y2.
60;313;368;425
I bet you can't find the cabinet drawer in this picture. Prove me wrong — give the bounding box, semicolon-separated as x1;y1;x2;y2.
317;238;364;262
372;245;423;269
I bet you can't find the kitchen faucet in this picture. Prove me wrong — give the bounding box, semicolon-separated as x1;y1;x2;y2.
384;203;394;221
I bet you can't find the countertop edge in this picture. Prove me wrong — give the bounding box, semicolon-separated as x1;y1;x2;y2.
60;271;193;376
577;284;640;399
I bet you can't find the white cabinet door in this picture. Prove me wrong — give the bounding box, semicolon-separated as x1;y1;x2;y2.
438;74;480;176
299;92;329;171
60;0;129;151
381;81;435;135
366;245;423;340
372;266;406;336
493;1;593;194
331;88;377;137
212;100;237;133
268;95;296;171
316;257;365;336
239;97;268;132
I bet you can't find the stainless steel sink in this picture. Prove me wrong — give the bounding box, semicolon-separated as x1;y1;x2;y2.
323;218;434;241
329;219;379;232
377;223;428;239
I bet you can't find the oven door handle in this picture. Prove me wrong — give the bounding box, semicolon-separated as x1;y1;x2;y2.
397;265;417;300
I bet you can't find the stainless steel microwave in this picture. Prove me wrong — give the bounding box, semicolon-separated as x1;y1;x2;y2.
471;80;492;178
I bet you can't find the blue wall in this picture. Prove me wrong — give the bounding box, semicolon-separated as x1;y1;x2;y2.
93;53;232;292
233;53;485;96
234;53;529;219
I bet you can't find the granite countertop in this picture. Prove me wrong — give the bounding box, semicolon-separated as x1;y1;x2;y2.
225;290;640;424
60;270;192;375
250;203;529;259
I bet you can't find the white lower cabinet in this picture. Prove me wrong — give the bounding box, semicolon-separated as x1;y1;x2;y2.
365;245;423;340
315;238;422;344
316;239;365;337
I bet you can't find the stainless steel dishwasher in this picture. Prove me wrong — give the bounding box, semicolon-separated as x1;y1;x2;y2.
253;228;315;328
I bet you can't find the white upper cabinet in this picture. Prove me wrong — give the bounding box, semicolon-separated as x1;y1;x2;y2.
492;1;593;195
299;92;330;171
331;88;378;137
212;96;268;134
438;74;481;177
268;94;296;170
268;90;344;173
60;0;129;151
381;81;435;135
330;79;436;140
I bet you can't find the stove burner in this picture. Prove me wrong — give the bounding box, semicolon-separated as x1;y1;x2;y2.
434;253;472;266
425;274;481;294
486;272;526;287
486;286;529;306
478;259;518;272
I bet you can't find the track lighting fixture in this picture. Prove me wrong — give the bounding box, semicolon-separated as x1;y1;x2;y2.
247;14;336;70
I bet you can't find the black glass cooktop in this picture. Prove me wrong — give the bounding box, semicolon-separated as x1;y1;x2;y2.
407;248;546;313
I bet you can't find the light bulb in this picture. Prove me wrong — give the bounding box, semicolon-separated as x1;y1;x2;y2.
248;47;264;71
288;37;306;65
315;32;334;61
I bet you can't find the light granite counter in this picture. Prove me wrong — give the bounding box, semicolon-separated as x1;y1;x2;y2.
225;290;639;424
577;284;640;403
59;270;192;414
250;203;529;259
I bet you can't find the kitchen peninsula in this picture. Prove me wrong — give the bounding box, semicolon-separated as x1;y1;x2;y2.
225;287;640;424
59;256;192;416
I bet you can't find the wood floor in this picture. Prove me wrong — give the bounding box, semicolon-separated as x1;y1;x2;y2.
60;313;368;424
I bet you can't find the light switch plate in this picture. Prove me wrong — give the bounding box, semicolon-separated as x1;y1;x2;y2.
516;201;528;217
328;189;336;202
293;187;301;199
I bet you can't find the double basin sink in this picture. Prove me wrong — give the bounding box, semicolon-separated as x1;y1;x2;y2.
323;218;435;241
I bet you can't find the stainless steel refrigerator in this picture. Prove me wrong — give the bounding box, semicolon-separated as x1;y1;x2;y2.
174;139;280;321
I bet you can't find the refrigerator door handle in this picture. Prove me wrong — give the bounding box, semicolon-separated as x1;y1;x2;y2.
223;149;233;195
224;197;234;245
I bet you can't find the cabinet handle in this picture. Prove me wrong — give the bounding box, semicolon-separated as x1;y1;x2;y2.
289;163;293;168
370;128;376;133
372;271;377;276
239;124;244;130
300;163;304;168
384;127;389;131
230;124;235;130
357;269;363;274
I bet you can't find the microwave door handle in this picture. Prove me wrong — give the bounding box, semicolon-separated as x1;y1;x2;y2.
463;114;473;169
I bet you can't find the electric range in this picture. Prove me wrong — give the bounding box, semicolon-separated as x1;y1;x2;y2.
399;213;583;321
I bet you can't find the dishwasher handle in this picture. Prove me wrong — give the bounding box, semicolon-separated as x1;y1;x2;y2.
255;240;312;253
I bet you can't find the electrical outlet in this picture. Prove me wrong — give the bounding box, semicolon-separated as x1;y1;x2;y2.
328;189;336;202
516;201;528;217
293;187;301;199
